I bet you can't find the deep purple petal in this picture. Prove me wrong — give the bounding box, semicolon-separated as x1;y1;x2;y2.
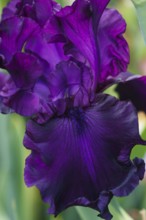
96;72;140;92
0;16;38;65
47;60;92;107
116;75;146;112
6;52;46;89
25;29;67;70
98;9;129;82
46;0;110;89
24;94;145;219
17;0;61;26
6;91;41;116
1;0;19;20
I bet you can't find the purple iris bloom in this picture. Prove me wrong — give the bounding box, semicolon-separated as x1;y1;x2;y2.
0;0;146;219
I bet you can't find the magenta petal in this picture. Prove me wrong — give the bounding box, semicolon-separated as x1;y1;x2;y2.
24;94;145;219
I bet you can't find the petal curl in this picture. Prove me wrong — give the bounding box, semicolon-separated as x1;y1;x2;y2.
24;94;145;219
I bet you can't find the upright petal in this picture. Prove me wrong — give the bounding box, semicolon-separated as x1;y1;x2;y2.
46;0;110;89
24;94;145;219
98;9;129;82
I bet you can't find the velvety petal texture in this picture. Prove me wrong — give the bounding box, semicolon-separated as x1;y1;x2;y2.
24;94;145;219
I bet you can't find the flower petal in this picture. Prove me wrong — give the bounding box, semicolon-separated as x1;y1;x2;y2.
6;91;41;116
17;0;61;26
25;30;67;70
47;60;92;106
6;52;47;89
0;72;13;113
47;0;110;89
1;0;19;20
24;94;145;219
116;75;146;112
98;9;129;82
0;16;38;65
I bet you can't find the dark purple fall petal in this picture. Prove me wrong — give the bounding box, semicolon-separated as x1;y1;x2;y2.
24;94;145;219
96;72;140;92
116;75;146;112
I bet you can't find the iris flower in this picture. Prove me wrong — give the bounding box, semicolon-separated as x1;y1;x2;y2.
0;0;146;219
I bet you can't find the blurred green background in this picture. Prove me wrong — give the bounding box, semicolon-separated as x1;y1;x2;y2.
0;0;146;220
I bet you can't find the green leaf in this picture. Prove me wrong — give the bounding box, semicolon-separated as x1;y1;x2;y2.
131;0;146;44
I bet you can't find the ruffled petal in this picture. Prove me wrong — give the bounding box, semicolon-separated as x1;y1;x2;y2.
98;9;129;82
46;0;110;89
0;16;38;65
116;75;146;112
24;94;145;219
25;29;67;70
6;52;48;89
16;0;61;26
47;60;93;106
